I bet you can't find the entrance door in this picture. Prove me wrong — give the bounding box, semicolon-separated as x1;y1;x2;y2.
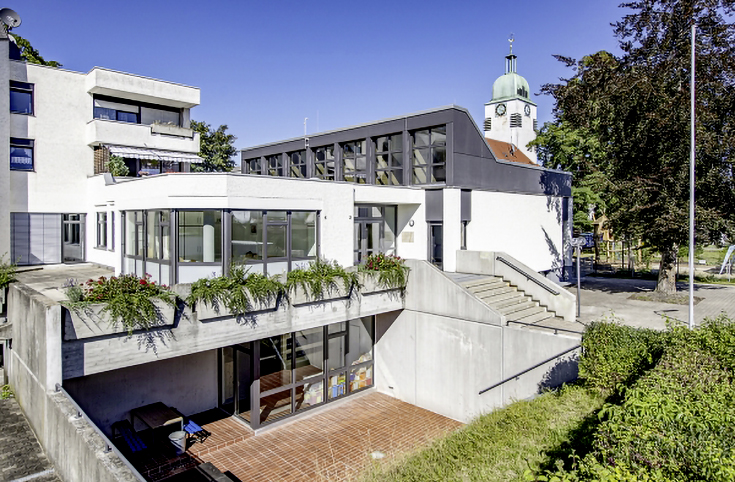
429;222;443;269
219;344;254;421
62;214;85;263
354;221;382;264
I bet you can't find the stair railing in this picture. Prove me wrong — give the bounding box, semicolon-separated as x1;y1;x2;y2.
496;255;559;295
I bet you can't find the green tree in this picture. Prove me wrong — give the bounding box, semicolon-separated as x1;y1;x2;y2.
10;34;61;67
536;0;735;294
190;120;237;172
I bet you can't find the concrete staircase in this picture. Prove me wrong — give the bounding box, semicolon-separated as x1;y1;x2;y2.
447;273;585;337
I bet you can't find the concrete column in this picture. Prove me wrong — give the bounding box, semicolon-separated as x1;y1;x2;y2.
202;211;216;263
443;188;461;272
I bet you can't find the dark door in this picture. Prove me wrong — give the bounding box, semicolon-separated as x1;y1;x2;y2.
62;214;85;263
429;223;443;269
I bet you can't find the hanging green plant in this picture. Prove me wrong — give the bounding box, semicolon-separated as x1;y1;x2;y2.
359;253;410;289
62;274;176;335
285;258;359;301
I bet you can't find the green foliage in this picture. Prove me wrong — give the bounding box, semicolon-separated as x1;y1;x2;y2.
187;265;286;317
107;155;129;177
63;274;175;335
536;1;735;291
190;120;237;172
10;34;62;67
0;385;13;400
579;319;667;393
286;258;359;301
0;253;17;290
359;253;410;289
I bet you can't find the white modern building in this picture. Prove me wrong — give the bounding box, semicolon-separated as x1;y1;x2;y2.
1;27;580;482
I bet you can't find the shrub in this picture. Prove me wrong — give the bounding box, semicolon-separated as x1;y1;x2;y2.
579;319;667;393
187;265;285;317
285;258;359;300
63;274;175;334
0;253;17;290
107;155;129;177
359;253;410;289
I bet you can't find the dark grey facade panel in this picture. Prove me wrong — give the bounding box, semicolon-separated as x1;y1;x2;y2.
451;110;496;159
405;110;456;131
461;189;472;222
425;189;444;222
452;153;572;197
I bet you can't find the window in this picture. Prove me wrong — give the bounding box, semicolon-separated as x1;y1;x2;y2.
341;140;367;183
265;154;283;176
10;138;33;171
93;98;139;124
110;212;115;251
10;81;33;114
178;211;222;263
96;212;107;249
93;95;181;126
313;145;335;180
510;113;522;128
461;220;468;250
375;133;403;186
146;210;170;261
244;157;262;175
231;210;318;273
354;205;396;264
288;150;306;178
412;126;446;184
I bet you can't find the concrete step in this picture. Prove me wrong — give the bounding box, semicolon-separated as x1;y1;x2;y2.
465;280;508;293
479;289;521;304
508;306;548;320
499;300;538;315
516;309;556;324
461;277;504;289
493;295;530;309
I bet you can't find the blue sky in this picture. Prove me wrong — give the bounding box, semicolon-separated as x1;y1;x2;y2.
15;0;626;148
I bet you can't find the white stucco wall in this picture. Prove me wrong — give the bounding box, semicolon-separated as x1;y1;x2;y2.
484;99;538;162
0;41;11;258
467;190;565;273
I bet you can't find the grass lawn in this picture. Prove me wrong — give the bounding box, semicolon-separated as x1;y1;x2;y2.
361;385;604;482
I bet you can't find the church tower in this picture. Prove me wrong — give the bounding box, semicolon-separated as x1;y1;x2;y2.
484;39;538;163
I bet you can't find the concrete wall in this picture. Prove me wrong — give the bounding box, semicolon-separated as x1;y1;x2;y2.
467;190;565;274
5;283;139;482
375;260;580;423
0;40;10;257
65;350;217;436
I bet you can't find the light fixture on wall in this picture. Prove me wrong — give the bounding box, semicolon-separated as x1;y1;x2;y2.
409;220;415;227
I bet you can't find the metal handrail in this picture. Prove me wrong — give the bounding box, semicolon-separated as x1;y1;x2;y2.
496;256;560;295
478;344;581;395
54;384;146;481
506;320;584;335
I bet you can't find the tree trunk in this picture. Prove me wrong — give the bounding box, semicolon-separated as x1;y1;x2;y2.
656;245;678;294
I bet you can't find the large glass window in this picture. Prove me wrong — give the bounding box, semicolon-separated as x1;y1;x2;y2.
125;211;142;257
291;212;317;259
354;205;397;264
178;211;222;263
10;81;33;115
93;98;139;124
342;140;367;183
146;210;170;260
375;133;403;185
244;157;262;175
265;154;283;176
10;138;33;171
412;125;446;184
96;212;107;249
314;145;335;180
231;211;264;262
289;150;307;178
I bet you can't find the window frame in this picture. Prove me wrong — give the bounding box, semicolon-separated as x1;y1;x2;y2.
341;140;367;184
10;81;34;115
313;145;335;181
411;125;447;185
374;133;404;186
288;150;307;178
96;212;108;249
9;138;34;171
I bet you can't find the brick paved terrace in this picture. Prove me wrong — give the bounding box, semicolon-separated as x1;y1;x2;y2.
189;392;463;482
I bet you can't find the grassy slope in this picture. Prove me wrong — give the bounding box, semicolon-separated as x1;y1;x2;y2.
362;385;603;482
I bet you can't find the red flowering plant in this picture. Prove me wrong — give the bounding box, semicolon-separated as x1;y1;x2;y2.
358;253;410;289
62;274;175;334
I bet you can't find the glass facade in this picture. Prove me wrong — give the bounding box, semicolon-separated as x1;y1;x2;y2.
314;145;335;180
375;133;403;185
289;150;307;178
96;212;107;249
220;316;375;428
122;210;171;285
341;140;367;183
178;211;222;263
353;204;397;264
412;125;446;184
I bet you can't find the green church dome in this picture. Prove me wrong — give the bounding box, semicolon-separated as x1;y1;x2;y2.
492;71;530;102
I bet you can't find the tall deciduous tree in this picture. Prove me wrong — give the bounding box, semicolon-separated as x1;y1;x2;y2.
536;0;735;294
10;34;61;67
190;121;237;172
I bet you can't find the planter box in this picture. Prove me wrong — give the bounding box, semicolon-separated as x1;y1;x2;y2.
195;289;279;321
288;279;351;306
150;123;194;138
358;272;404;294
63;299;175;341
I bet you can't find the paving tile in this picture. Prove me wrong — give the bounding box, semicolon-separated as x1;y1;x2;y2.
196;392;462;481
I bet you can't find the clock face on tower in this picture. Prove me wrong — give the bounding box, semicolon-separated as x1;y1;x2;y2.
524;105;531;116
495;103;506;116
